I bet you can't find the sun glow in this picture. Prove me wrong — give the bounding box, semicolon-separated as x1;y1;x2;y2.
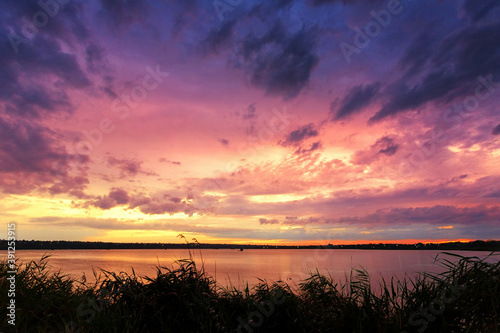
249;193;311;203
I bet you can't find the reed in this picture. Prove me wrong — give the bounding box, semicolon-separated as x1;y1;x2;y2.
1;252;498;332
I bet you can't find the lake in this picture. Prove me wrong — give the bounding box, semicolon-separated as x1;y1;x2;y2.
9;249;498;290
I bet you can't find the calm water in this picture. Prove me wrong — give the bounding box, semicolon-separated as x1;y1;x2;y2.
8;249;498;289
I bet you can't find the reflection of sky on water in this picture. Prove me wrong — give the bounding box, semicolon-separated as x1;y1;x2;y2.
13;249;497;290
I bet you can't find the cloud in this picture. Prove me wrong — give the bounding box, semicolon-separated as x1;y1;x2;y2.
108;188;130;204
242;204;500;231
129;191;219;216
462;0;500;23
28;216;312;240
202;19;236;53
218;138;229;146
370;21;500;122
159;158;182;165
83;187;219;216
87;188;130;210
332;82;380;120
1;0;90;43
235;21;319;99
248;0;294;14
281;123;319;146
197;158;499;221
397;32;436;80
85;43;108;73
0;115;89;195
294;141;322;155
331;205;500;228
0;31;90;118
492;123;500;135
370;71;457;123
376;137;399;156
309;0;336;5
309;0;384;6
97;0;150;28
282;216;320;225
259;218;279;224
197;153;354;198
0;0;114;197
0;1;98;118
242;103;257;120
214;170;500;220
351;136;399;165
91;196;117;210
237;103;258;135
279;123;321;155
107;156;158;178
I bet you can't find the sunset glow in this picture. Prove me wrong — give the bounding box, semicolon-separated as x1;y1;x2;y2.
1;0;499;245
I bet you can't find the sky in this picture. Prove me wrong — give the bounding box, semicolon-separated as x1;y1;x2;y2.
0;0;499;245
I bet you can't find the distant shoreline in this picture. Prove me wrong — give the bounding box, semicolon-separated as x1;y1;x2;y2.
1;239;499;251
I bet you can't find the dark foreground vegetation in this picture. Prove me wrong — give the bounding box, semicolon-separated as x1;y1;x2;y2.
2;239;500;251
1;252;499;332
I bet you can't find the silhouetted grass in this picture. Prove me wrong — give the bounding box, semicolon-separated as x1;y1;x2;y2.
1;252;498;332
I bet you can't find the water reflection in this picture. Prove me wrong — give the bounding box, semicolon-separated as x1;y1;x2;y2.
12;249;496;290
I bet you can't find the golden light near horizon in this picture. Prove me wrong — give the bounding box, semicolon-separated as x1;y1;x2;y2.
249;193;312;203
0;195;83;219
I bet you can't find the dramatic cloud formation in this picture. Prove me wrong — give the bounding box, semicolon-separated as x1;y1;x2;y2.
1;0;499;244
330;205;500;228
0;115;89;195
280;123;319;146
106;156;157;178
370;19;500;122
203;20;236;53
234;22;319;99
492;124;500;135
351;136;399;165
259;218;279;225
332;82;380;120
